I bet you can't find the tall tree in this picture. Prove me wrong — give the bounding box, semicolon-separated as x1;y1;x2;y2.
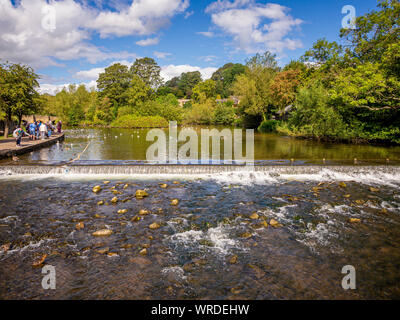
97;63;132;107
211;63;246;98
130;57;162;89
0;62;40;137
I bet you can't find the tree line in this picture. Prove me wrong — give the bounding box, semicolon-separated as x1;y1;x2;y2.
1;0;399;143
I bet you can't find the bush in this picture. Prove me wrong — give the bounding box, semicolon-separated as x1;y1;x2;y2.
135;94;183;123
213;102;236;125
287;85;348;140
184;99;215;125
110;115;168;128
258;120;279;133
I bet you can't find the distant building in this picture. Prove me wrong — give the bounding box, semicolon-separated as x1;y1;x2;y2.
178;99;191;107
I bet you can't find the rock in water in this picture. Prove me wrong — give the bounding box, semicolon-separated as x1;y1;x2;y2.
160;184;168;189
349;218;361;224
139;209;149;215
75;222;84;230
149;223;160;230
117;209;128;214
111;197;118;203
92;229;113;237
250;213;259;220
103;181;110;185
135;190;149;199
339;182;347;188
92;186;102;193
139;248;148;256
229;255;238;264
97;200;104;205
269;219;280;227
33;254;47;267
1;243;10;253
170;199;179;206
369;187;380;192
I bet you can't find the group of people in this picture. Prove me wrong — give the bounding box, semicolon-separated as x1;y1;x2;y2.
13;120;62;147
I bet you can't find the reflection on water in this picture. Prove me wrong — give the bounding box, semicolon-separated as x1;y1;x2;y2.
1;127;399;165
0;169;399;299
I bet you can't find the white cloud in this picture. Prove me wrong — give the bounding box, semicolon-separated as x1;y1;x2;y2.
154;51;172;59
161;65;217;82
88;0;190;37
136;37;159;46
0;0;188;68
197;31;214;37
200;55;217;62
38;80;97;95
205;0;303;54
74;60;134;80
184;10;194;19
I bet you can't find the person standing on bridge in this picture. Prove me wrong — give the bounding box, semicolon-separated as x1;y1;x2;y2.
39;121;47;140
13;127;28;147
57;120;62;133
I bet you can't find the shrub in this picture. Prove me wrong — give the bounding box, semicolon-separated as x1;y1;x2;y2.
258;120;279;133
213;102;236;125
110;115;168;128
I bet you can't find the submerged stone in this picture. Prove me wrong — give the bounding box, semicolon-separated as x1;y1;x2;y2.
75;222;84;230
96;247;109;254
160;184;168;189
249;213;259;220
111;197;118;204
136;190;149;199
339;182;347;188
229;255;238;264
349;218;361;223
369;187;380;192
92;229;113;237
97;201;104;206
139;209;150;215
269;219;280;228
117;209;128;214
149;223;161;230
92;186;102;193
171;199;179;206
139;248;148;256
32;254;47;267
131;216;141;222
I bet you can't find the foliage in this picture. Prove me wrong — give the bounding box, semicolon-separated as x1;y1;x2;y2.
97;63;131;107
213;101;236;125
184;99;216;125
258;120;279;133
287;85;349;140
110;115;168;128
211;63;246;98
0;62;40;137
130;57;162;89
192;79;217;101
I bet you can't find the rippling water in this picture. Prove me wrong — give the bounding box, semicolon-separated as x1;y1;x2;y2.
1;169;399;299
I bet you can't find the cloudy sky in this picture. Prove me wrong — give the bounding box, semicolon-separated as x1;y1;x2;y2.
0;0;377;94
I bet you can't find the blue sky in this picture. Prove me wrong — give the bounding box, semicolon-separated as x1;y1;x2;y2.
0;0;378;94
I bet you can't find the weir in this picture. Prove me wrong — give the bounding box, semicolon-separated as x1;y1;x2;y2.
0;164;399;176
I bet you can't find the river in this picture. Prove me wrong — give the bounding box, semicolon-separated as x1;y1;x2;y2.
0;128;399;299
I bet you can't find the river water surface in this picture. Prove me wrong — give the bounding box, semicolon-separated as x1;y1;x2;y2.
0;128;399;299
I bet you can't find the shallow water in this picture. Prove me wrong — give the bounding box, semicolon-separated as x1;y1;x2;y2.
1;127;399;165
0;169;399;299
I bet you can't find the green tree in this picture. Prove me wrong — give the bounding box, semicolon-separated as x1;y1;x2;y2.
97;63;132;107
211;63;246;98
340;0;400;64
192;79;216;101
233;51;278;122
130;57;162;89
0;62;40;137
